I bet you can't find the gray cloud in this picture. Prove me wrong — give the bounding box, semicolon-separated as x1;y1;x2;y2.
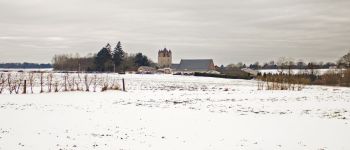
0;0;349;65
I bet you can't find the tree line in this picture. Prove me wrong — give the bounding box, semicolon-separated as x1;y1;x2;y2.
52;41;154;72
0;63;52;69
225;52;350;70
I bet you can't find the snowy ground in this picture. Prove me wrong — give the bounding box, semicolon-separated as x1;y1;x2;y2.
0;74;350;150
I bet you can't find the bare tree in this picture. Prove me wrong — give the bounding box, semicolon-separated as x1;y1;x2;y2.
39;72;44;93
28;72;35;94
277;57;294;75
47;73;53;92
84;74;93;91
7;73;15;94
75;73;82;91
0;73;6;94
343;69;350;86
52;74;62;92
13;72;25;94
63;73;69;91
92;74;99;92
338;52;350;68
277;57;288;74
307;62;320;77
69;76;75;91
296;59;306;74
287;59;295;75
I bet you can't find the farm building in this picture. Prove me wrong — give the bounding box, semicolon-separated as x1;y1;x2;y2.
137;66;156;74
157;68;172;74
156;49;216;74
174;59;216;74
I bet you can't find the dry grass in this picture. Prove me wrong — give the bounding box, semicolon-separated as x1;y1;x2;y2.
257;69;350;90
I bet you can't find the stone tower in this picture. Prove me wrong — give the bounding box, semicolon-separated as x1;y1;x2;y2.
158;48;172;68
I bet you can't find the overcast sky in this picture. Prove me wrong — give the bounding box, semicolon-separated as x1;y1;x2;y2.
0;0;349;65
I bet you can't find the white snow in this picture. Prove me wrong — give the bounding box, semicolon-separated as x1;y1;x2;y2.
0;74;350;150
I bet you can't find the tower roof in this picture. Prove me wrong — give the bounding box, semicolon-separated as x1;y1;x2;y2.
159;48;171;52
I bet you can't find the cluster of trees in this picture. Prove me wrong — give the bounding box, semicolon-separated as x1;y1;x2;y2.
52;53;95;71
338;52;350;68
0;63;52;69
254;60;335;70
257;69;350;90
255;52;350;90
0;72;120;94
52;41;154;72
257;74;311;91
247;60;338;70
314;69;350;87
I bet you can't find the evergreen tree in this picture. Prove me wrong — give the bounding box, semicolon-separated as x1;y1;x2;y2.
134;53;150;67
94;43;113;72
112;41;125;71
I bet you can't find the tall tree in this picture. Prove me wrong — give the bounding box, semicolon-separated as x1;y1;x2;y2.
134;53;150;67
112;41;125;72
95;43;113;72
338;52;350;68
277;57;294;74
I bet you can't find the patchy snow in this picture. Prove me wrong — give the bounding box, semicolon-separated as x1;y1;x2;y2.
0;74;350;150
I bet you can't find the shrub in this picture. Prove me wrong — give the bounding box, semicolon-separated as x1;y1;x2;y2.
257;73;310;90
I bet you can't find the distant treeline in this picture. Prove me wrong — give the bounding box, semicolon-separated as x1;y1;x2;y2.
0;63;52;69
254;52;350;89
226;52;350;70
52;41;155;72
249;61;337;70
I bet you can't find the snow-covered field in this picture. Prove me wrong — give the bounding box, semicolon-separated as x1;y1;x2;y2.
0;74;350;150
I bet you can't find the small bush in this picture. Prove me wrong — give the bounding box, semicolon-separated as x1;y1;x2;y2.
101;84;108;92
257;73;311;91
257;69;350;90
